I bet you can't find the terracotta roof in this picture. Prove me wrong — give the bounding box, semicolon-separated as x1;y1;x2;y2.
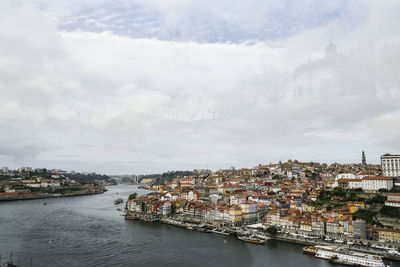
363;176;392;180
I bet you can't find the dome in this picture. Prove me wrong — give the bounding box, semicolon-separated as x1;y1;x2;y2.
325;42;337;55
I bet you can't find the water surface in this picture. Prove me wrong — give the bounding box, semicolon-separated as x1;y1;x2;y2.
0;185;397;267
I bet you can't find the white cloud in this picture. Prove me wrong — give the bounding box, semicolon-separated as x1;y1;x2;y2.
0;0;399;173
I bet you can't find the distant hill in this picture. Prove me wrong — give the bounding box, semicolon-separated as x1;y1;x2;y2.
65;173;115;184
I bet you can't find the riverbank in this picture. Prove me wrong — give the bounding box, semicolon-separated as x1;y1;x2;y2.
0;189;107;202
125;211;400;262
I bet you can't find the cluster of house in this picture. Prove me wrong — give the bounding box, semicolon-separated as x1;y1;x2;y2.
127;157;400;243
265;201;400;243
0;167;104;200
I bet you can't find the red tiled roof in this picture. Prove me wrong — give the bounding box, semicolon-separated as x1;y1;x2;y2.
363;176;392;180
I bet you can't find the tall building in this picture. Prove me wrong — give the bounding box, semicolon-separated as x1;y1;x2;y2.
362;151;366;165
353;219;367;239
381;153;400;177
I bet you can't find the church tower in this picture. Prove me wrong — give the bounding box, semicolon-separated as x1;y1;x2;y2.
362;151;366;165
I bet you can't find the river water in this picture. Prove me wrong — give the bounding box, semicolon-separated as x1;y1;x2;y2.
0;185;398;267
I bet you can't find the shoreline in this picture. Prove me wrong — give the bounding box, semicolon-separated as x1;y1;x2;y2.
0;190;106;202
125;211;400;262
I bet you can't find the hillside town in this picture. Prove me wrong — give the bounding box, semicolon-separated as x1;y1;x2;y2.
126;152;400;252
0;167;112;201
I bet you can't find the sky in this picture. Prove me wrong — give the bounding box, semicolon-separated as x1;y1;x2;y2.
0;0;400;174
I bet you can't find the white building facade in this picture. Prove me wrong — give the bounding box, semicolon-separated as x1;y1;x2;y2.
361;177;393;192
381;154;400;177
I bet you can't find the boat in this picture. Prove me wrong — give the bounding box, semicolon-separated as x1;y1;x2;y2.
315;246;387;267
303;246;316;255
43;202;47;206
144;217;160;223
114;198;124;204
125;215;138;220
209;228;230;235
4;262;18;267
237;235;265;244
2;253;18;267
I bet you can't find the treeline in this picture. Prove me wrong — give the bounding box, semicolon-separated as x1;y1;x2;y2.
65;173;113;184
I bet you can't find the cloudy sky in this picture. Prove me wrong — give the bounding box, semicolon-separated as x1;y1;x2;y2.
1;0;400;174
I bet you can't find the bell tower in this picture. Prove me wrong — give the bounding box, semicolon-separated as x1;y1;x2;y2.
362;151;366;165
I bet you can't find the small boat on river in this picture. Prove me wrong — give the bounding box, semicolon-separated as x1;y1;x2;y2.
303;246;316;255
237;235;265;244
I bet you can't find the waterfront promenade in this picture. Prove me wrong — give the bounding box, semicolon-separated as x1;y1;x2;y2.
125;210;400;261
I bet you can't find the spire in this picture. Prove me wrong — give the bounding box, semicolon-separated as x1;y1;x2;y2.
362;151;366;165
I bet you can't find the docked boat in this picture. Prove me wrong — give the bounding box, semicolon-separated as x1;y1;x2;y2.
145;217;160;222
237;235;265;244
4;262;18;267
209;228;230;235
125;215;138;220
303;246;316;255
315;246;387;267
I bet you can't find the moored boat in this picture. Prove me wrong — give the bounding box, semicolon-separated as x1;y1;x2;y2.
125;215;138;220
315;246;387;267
303;246;316;255
237;235;265;244
209;228;230;235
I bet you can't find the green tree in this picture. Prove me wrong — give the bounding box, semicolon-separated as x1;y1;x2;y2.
128;193;137;200
353;209;376;224
380;206;400;218
266;226;278;235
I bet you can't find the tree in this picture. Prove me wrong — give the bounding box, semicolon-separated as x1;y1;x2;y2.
353;209;376;224
266;226;278;235
380;206;400;218
366;195;386;205
128;193;137;200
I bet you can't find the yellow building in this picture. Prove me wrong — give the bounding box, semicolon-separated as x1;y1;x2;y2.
141;178;153;184
378;228;400;243
229;206;243;225
302;203;315;213
346;201;365;214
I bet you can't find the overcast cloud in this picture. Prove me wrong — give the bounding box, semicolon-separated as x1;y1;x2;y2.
0;0;399;174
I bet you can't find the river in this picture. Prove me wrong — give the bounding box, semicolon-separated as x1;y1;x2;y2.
0;185;398;267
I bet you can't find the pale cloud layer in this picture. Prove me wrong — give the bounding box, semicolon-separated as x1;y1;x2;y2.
0;0;399;174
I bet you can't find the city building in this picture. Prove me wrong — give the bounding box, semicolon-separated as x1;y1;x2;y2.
361;176;393;192
381;153;400;177
353;219;367;239
385;193;400;207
